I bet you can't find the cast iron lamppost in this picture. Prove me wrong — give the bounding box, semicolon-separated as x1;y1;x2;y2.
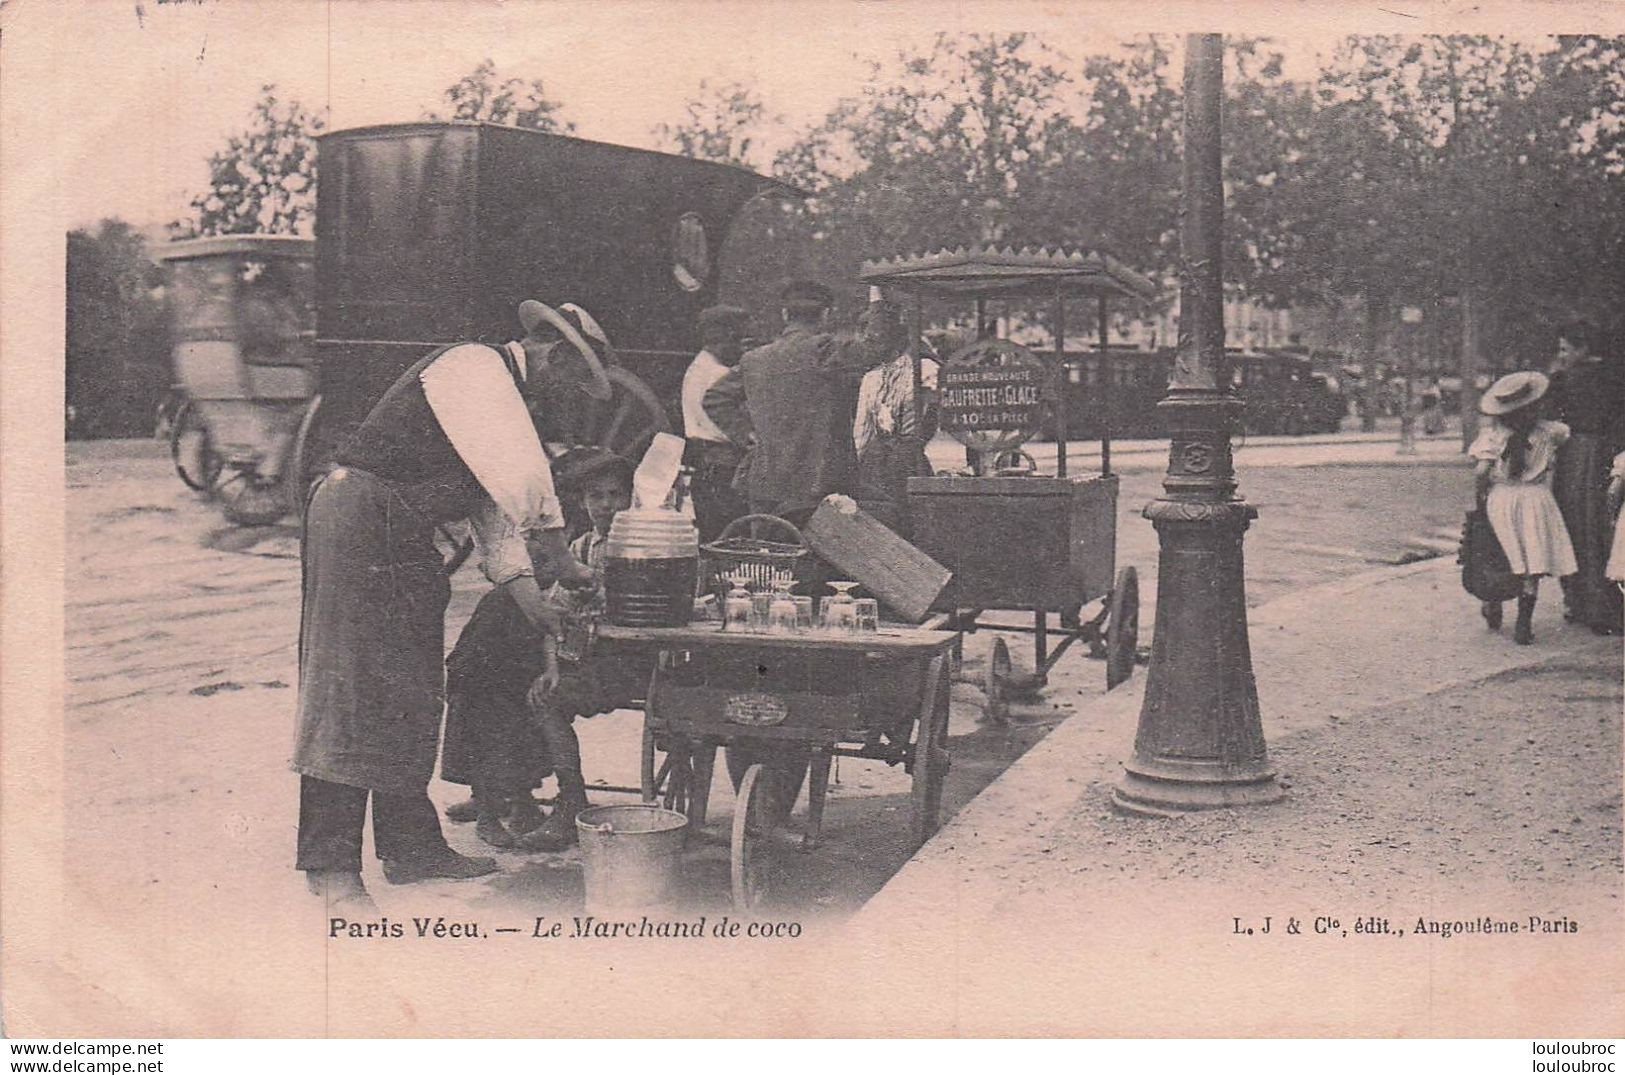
1113;33;1284;815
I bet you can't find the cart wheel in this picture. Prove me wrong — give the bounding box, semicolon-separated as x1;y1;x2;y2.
909;654;953;849
731;763;781;913
170;400;222;493
1105;566;1140;690
215;468;289;526
983;636;1011;726
543;366;672;463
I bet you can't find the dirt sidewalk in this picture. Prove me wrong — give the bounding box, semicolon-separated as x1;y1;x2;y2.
842;557;1623;1036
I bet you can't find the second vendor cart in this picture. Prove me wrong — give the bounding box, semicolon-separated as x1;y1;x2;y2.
859;245;1161;717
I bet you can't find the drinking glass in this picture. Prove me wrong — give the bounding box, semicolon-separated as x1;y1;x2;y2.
750;592;775;632
853;598;880;633
768;580;798;634
724;574;753;632
792;596;815;633
821;581;859;634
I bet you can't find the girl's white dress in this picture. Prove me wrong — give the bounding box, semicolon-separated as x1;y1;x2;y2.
1469;418;1579;578
1607;451;1625;583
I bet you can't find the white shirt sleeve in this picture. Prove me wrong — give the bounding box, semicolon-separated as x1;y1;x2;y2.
419;343;564;531
853;366;883;456
920;356;940;391
469;499;534;585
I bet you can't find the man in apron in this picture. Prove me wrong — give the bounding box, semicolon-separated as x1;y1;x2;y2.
291;300;612;912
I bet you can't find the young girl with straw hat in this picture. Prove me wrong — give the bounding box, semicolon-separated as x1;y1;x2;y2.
1470;371;1579;644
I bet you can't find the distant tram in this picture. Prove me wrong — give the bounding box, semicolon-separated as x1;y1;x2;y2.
1050;346;1345;440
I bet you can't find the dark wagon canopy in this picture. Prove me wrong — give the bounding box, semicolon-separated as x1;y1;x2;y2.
315;122;801;353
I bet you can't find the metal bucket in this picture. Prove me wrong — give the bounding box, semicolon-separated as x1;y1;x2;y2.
575;804;689;912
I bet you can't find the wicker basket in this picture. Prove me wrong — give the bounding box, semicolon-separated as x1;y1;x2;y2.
702;514;808;592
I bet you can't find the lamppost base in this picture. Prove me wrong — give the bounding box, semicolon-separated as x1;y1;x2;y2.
1112;762;1284;817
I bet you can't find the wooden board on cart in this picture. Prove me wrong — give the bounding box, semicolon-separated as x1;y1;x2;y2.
907;472;1118;610
802;497;952;623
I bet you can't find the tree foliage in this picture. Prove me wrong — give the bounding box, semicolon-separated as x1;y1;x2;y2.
171;85;324;238
653;79;775;168
425;58;574;132
66;220;169;438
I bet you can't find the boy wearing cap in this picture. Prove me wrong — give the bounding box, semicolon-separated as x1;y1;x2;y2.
519;448;641;851
441;447;637;852
683;305;752;542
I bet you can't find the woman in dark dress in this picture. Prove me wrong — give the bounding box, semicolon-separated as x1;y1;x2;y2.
1549;321;1625;635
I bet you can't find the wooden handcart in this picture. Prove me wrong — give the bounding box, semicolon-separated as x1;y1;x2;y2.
597;623;956;912
859;245;1161;718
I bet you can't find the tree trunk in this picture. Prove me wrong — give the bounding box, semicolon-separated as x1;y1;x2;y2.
1360;291;1384;433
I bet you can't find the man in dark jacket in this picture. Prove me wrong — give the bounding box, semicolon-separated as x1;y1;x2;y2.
701;280;872;812
703;280;870;527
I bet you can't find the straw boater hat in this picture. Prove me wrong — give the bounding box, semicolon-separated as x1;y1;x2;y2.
518;299;614;400
1479;370;1550;416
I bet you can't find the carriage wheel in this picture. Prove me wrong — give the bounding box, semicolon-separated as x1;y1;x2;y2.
909;654;953;849
215;467;290;526
983;636;1011;726
170;400;222;493
1105;566;1140;691
548;366;672;463
731;763;782;913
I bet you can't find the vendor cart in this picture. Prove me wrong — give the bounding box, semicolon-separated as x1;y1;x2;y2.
859;246;1160;718
157;235;316;525
598;623;955;912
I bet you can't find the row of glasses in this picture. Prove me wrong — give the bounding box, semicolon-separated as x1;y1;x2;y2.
721;573;879;634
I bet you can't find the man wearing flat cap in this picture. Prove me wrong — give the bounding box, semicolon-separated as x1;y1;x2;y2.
703;279;870;526
290;299;612;912
682;304;752;542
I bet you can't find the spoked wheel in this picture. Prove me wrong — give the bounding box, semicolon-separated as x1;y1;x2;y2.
909;654;953;849
1105;566;1140;690
542;366;672;463
214;467;289;526
170;400;222;493
983;636;1011;726
731;763;783;913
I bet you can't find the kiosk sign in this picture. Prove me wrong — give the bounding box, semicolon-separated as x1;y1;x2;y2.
940;366;1045;431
